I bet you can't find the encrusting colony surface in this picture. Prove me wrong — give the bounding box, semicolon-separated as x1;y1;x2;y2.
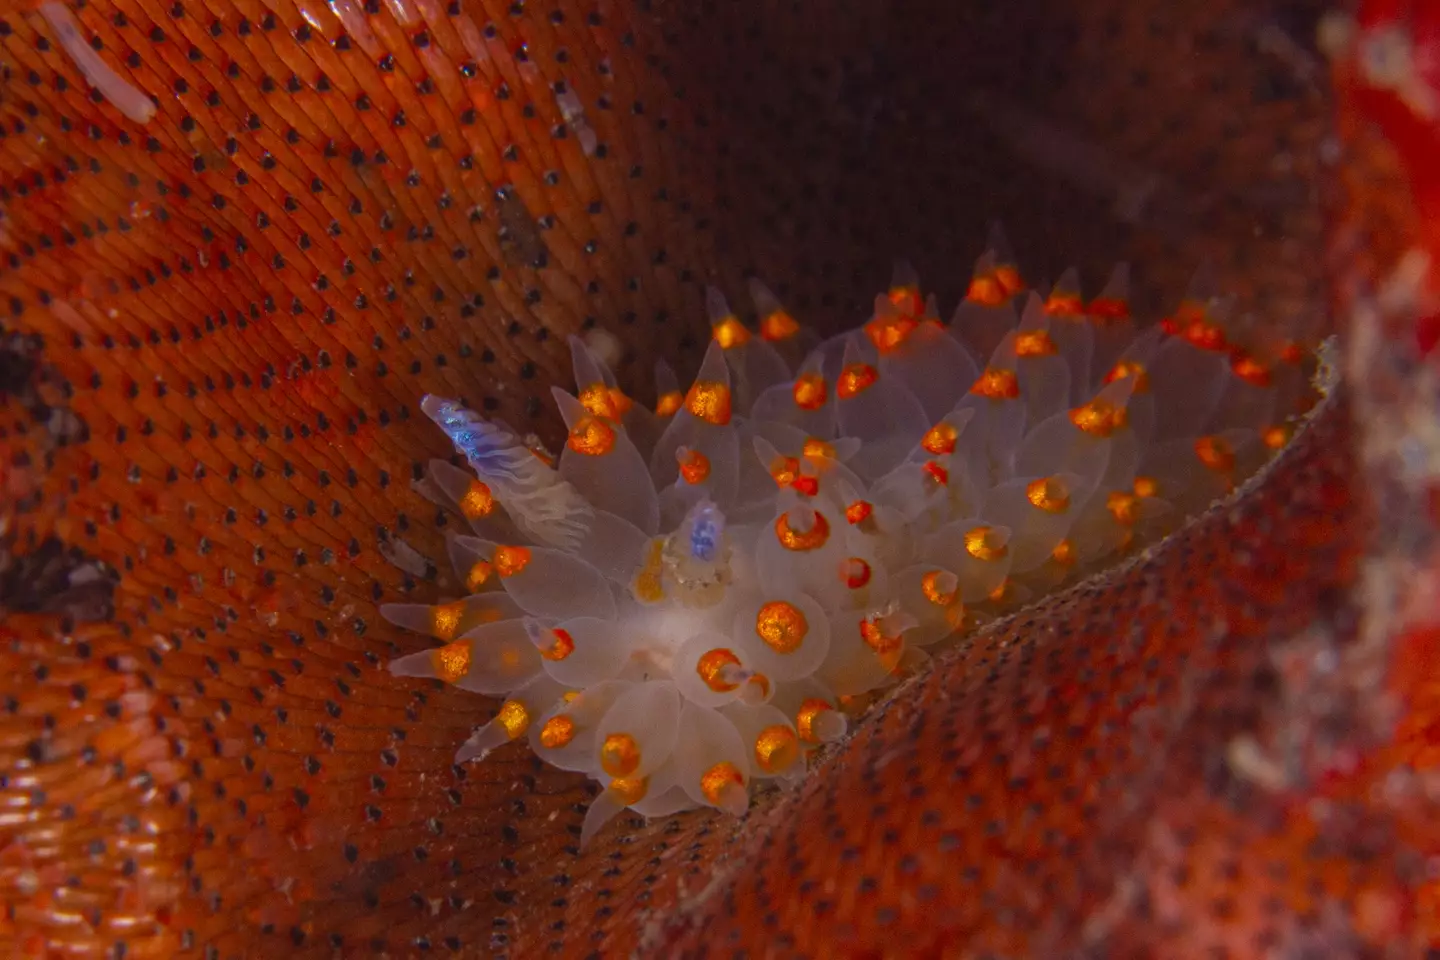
382;244;1315;843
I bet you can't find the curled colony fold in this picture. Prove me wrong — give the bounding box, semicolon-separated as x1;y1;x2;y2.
381;236;1314;845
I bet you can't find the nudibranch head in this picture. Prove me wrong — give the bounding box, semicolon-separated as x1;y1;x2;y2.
385;248;1314;846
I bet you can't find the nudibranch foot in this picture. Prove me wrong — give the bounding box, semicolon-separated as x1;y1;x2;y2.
384;249;1317;844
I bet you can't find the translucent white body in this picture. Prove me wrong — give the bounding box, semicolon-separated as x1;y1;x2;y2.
385;251;1309;845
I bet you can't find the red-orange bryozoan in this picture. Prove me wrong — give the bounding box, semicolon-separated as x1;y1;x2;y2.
0;0;1436;957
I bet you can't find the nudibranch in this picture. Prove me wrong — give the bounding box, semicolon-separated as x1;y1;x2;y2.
381;242;1315;843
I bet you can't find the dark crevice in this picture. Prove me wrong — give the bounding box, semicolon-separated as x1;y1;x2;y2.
0;537;119;622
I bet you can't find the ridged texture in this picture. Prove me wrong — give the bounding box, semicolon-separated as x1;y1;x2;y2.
635;386;1366;957
1;0;1435;956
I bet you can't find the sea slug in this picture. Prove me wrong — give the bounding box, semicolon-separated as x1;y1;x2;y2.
382;238;1313;845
